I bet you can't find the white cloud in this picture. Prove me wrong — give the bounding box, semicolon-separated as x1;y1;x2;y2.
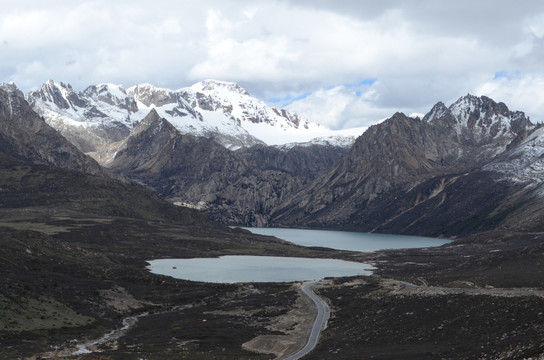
475;74;544;122
286;82;403;130
2;1;544;128
189;8;299;82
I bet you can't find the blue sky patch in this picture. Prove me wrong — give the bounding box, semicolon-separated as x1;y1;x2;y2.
268;78;377;107
267;92;312;107
494;70;520;80
345;78;377;87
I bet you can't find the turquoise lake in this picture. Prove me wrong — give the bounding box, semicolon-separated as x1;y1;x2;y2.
242;227;450;252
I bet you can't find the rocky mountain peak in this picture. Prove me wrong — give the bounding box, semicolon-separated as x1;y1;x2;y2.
132;109;178;141
28;80;84;110
127;83;177;107
142;107;161;122
0;83;26;118
179;79;323;141
0;82;23;96
106;109;182;169
450;94;511;126
0;85;104;175
191;79;251;97
423;101;449;123
44;79;73;92
420;94;534;145
83;83;138;113
131;108;175;136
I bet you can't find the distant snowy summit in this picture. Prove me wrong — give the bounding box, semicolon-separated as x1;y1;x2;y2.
26;79;364;153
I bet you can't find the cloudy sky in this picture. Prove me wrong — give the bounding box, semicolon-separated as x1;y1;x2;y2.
2;0;544;129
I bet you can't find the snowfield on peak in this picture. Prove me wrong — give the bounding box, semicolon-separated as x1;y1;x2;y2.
424;95;527;140
177;79;337;146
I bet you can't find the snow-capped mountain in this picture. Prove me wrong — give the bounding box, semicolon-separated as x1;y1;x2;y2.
424;94;531;143
26;79;355;154
178;80;332;145
422;94;534;163
125;82;265;149
26;81;140;153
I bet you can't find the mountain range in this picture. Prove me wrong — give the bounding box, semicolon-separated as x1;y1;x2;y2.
272;95;540;236
26;79;360;155
4;79;544;237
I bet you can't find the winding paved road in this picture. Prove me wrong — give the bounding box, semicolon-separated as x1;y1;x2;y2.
283;281;330;360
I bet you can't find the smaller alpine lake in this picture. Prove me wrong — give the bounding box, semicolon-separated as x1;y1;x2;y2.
147;228;450;283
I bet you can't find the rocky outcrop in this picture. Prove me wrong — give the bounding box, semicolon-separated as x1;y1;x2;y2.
238;143;349;180
0;83;105;176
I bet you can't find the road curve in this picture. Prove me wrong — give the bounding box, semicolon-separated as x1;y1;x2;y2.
283;281;330;360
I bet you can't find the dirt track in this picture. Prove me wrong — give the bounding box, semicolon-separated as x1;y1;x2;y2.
243;282;318;359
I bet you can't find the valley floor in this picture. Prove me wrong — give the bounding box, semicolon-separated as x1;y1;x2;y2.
1;210;543;360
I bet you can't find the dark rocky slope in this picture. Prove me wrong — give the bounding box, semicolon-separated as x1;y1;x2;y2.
104;109;348;226
238;143;349;180
0;84;105;176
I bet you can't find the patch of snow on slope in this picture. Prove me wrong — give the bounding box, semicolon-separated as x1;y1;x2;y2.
271;127;367;148
484;127;544;183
